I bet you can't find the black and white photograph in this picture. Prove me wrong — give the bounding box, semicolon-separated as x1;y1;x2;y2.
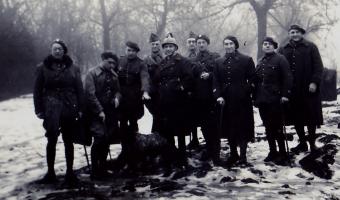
0;0;339;199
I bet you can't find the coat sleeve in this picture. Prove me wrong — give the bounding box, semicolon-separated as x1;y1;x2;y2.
212;62;222;99
246;57;256;83
84;71;103;115
180;59;194;93
208;54;220;80
245;57;256;98
113;75;122;102
74;66;85;112
191;61;203;78
310;44;324;86
279;56;293;98
140;62;150;93
33;65;44;115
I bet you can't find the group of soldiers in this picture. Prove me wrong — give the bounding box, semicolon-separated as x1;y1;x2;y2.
34;24;324;183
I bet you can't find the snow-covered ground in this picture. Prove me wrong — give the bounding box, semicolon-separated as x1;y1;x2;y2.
0;94;339;199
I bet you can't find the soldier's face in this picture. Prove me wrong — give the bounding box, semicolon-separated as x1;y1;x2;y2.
224;39;236;53
197;39;208;52
103;58;116;70
262;41;275;53
51;43;64;59
151;41;161;53
289;29;303;42
187;38;197;50
163;44;177;56
126;47;137;59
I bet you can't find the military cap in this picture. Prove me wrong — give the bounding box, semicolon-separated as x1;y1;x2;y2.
289;24;306;34
162;33;178;50
149;33;160;43
126;41;140;52
223;35;239;49
196;34;210;45
263;36;278;49
188;31;197;40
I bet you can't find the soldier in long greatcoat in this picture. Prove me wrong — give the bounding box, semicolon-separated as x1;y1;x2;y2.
157;33;194;167
213;36;255;166
278;25;324;153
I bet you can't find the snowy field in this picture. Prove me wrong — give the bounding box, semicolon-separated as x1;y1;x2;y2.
0;94;339;200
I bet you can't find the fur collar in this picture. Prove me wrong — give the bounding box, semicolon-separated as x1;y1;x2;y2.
43;55;73;69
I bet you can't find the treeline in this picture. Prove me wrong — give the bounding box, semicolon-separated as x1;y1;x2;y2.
0;2;36;100
0;0;337;100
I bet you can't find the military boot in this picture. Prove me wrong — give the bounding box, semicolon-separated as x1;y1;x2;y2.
291;142;308;154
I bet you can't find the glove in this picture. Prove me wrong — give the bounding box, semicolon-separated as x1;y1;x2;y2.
36;112;45;119
142;92;151;101
200;72;210;80
309;83;317;93
114;97;120;108
280;97;289;104
99;111;105;122
217;97;225;105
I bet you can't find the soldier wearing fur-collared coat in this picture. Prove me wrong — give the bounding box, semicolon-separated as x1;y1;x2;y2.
33;39;83;184
213;36;255;165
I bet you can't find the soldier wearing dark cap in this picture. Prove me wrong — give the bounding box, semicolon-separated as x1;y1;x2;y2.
85;51;121;179
157;33;194;167
186;31;198;59
278;25;324;153
254;37;293;165
185;31;200;149
192;34;221;164
118;41;150;139
144;33;163;133
213;35;255;166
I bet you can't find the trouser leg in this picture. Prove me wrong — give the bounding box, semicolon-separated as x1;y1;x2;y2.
46;136;58;175
177;135;187;166
62;132;74;174
307;125;317;151
276;127;286;155
239;141;247;161
291;125;308;153
229;141;238;157
129;119;138;133
295;125;307;143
